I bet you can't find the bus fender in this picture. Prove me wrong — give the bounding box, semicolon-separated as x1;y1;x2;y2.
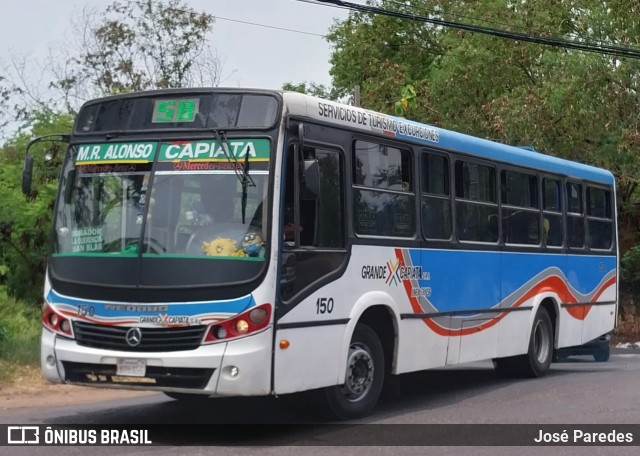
524;292;561;348
336;291;401;384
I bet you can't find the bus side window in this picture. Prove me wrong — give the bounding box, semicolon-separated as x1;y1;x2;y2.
566;182;585;248
455;160;498;243
501;170;539;246
353;140;415;238
282;146;316;246
543;178;563;247
421;152;452;240
281;144;345;301
587;186;613;250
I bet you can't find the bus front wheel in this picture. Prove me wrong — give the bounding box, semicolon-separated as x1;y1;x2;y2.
324;323;384;420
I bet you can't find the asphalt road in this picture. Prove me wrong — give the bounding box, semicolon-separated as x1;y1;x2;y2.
1;350;639;455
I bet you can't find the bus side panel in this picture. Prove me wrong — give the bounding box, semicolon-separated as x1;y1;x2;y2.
575;255;617;344
500;252;566;355
395;318;449;373
425;250;500;365
403;248;452;369
457;318;499;364
560;254;616;346
582;303;616;344
557;312;584;348
273;323;346;395
274;246;417;393
274;246;404;394
495;310;532;358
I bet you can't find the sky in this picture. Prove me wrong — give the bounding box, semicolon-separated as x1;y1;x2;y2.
0;0;352;92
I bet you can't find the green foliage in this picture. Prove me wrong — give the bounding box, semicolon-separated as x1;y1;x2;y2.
326;0;640;256
0;0;219;302
0;288;40;370
0;111;73;303
394;84;417;115
621;245;640;296
282;81;343;101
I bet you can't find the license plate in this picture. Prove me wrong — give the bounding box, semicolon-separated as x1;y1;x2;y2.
116;359;146;377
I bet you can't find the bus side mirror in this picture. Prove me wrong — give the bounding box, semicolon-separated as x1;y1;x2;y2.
22;155;33;195
21;133;70;196
301;159;319;200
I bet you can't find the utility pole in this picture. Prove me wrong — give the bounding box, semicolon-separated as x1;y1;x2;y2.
354;85;361;107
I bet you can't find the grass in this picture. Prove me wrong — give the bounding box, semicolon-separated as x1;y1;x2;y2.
0;288;41;385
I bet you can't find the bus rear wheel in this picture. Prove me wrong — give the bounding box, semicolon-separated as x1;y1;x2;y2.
593;348;610;362
494;307;553;378
324;323;384;420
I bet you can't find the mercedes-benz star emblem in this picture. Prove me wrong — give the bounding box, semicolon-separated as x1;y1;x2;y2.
125;327;142;347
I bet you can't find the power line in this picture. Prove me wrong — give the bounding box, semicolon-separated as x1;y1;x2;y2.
215;16;325;38
383;0;574;38
301;0;640;59
140;2;327;39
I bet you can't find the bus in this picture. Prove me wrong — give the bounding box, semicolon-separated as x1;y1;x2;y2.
23;88;618;419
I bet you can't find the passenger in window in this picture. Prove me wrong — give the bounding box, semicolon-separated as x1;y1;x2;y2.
543;218;550;244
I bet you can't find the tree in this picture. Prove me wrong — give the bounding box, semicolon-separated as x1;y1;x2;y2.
326;0;640;249
0;112;73;302
327;0;442;117
56;0;220;99
0;0;222;137
282;81;342;101
0;0;224;302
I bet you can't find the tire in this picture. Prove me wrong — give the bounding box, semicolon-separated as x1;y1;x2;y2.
493;307;554;378
492;356;519;377
324;324;385;420
593;348;610;362
518;306;554;377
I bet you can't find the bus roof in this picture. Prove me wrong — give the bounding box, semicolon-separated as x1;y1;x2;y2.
282;91;614;186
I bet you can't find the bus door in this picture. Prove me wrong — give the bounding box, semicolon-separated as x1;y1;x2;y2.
273;123;349;394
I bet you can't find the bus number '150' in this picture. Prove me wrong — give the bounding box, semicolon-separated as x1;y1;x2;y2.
316;297;334;315
77;305;96;317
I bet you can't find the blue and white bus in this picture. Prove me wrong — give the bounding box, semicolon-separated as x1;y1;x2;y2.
24;89;618;419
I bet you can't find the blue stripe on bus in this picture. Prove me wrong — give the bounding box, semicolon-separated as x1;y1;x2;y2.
390;115;614;185
406;249;615;313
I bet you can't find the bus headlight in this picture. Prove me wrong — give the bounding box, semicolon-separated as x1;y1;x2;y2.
42;301;73;338
203;303;272;344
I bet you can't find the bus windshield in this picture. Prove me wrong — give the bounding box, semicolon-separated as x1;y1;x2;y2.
52;139;270;286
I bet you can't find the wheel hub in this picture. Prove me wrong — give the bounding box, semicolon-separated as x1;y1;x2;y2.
340;344;374;402
533;320;550;364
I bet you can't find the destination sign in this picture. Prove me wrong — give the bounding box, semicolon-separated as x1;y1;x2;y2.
158;139;270;161
75;142;157;164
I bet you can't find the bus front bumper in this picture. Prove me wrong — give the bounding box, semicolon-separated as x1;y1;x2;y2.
40;327;273;396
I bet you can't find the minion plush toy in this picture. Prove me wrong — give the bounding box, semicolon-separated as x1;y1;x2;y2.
239;232;264;257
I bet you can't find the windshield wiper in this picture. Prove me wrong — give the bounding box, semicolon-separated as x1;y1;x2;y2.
213;130;256;224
